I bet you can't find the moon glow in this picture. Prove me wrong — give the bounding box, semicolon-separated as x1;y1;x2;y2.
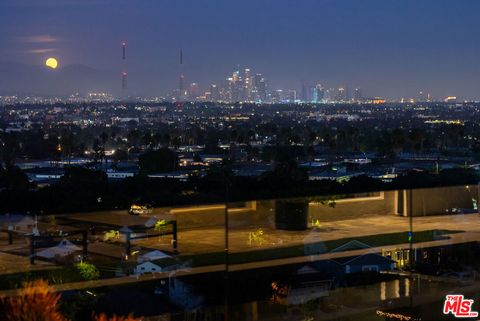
45;58;58;69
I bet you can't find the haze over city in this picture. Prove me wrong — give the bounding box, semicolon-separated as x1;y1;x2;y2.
2;0;480;99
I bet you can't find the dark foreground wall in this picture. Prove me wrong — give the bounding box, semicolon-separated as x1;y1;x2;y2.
406;185;478;217
131;185;480;230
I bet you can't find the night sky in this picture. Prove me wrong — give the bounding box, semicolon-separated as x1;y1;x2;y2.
1;0;480;98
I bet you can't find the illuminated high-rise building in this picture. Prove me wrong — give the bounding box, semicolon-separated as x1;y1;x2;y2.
418;91;426;102
325;88;335;102
210;84;220;101
244;68;253;101
288;89;297;103
189;83;199;101
312;84;324;102
353;88;363;102
253;73;267;102
301;80;308;102
253;73;262;89
220;68;269;102
228;69;243;102
312;87;318;102
271;89;284;103
258;78;267;102
336;87;347;102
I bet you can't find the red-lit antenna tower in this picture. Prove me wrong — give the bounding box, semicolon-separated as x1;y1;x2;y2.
121;41;127;91
177;49;186;107
175;49;185;108
178;49;185;102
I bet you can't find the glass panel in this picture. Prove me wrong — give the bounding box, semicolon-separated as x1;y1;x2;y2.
1;185;479;320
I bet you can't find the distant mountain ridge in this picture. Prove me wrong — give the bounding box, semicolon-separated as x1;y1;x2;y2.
0;62;175;98
0;61;121;97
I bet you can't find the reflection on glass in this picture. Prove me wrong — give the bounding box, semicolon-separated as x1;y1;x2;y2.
0;184;478;320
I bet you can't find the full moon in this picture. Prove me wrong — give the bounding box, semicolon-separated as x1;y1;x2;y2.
45;58;58;69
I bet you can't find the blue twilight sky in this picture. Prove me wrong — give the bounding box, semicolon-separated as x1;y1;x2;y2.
1;0;480;98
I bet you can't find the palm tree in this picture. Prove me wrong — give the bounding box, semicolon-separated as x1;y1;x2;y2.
60;129;75;165
92;138;104;166
100;132;109;171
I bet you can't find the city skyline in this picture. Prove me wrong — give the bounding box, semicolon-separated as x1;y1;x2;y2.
0;60;444;103
1;0;480;99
